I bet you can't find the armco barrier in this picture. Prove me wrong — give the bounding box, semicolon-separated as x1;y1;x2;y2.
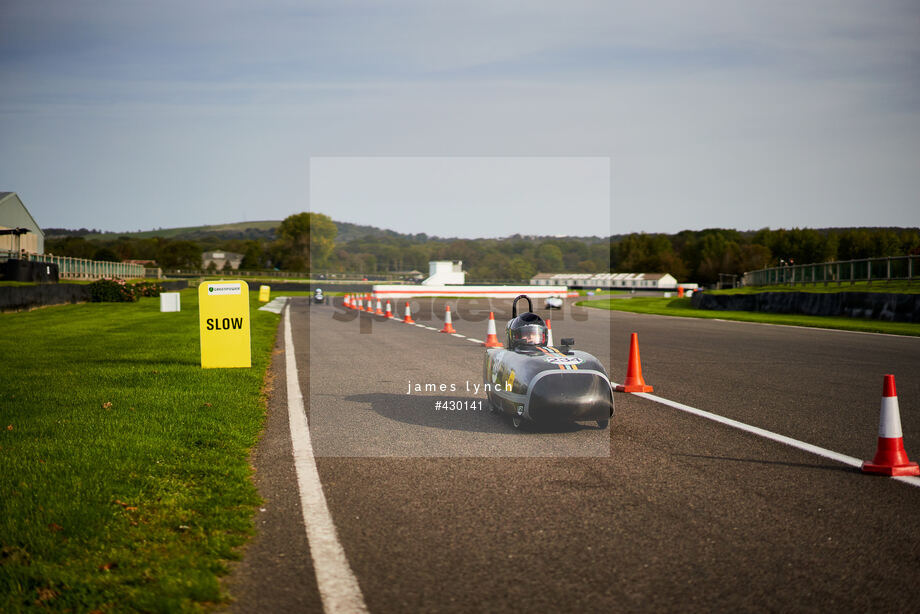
692;291;920;323
0;280;189;312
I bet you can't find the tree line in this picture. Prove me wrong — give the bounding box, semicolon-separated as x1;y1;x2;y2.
45;213;919;284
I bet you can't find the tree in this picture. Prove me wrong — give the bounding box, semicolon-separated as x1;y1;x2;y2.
507;256;536;281
92;247;120;262
45;236;96;259
537;244;564;272
240;240;266;270
158;240;202;269
276;212;338;272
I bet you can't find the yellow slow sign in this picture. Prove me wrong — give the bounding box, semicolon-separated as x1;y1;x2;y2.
198;281;251;368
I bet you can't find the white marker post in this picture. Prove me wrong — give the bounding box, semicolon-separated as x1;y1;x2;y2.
160;292;180;312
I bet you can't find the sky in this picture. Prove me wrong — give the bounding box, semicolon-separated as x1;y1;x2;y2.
1;0;918;238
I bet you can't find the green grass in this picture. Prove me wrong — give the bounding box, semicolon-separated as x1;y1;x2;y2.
0;288;280;611
578;297;920;336
712;280;920;295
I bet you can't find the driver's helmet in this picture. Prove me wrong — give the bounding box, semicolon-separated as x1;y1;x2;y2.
506;312;548;349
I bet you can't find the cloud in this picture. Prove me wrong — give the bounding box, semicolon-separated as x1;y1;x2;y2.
0;1;918;233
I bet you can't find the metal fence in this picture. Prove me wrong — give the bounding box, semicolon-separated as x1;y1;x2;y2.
742;255;919;287
164;269;421;282
1;250;146;280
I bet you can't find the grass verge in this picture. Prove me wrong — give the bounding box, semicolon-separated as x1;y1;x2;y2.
711;281;920;295
578;297;920;337
0;287;280;611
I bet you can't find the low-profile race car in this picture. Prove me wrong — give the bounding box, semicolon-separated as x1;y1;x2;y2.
483;295;614;429
544;296;564;310
313;288;325;304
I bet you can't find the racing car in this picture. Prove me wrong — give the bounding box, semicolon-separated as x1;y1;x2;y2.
313;288;326;304
544;296;564;310
483;295;614;429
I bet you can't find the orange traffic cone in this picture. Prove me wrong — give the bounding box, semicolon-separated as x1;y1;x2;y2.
403;301;415;324
440;305;457;333
356;297;363;311
862;374;920;476
482;312;503;347
366;294;374;313
385;300;393;318
614;333;653;393
375;298;384;316
344;295;351;309
546;318;554;347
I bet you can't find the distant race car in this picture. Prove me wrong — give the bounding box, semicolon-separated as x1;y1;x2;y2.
313;288;325;304
483;295;614;430
544;296;564;309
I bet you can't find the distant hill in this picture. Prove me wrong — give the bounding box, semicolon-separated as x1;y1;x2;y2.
44;219;409;243
45;217;917;247
77;221;279;241
46;218;606;244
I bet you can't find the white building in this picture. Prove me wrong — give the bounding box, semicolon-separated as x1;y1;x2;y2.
422;260;465;285
0;192;44;255
374;260;567;299
531;272;680;290
202;250;243;270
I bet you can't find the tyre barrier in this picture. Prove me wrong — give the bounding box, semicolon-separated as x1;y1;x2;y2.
692;291;920;323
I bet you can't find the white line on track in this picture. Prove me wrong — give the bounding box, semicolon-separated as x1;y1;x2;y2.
284;306;369;613
618;385;920;490
373;307;491;347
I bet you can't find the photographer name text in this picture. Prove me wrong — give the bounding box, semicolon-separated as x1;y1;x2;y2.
407;380;510;395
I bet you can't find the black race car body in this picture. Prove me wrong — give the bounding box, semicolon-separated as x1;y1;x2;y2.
483;295;614;429
484;346;613;427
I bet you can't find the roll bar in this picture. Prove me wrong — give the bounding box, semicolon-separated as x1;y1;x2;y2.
512;295;532;317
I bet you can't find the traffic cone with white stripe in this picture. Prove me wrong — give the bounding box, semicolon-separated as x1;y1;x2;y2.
440;305;457;333
403;301;415;324
366;294;374;313
546;318;554;346
482;312;503;347
385;300;393;318
356;297;363;311
375;297;384;316
343;295;350;309
862;374;919;476
614;333;653;393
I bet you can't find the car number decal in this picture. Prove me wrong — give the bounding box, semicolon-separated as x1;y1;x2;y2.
543;356;584;365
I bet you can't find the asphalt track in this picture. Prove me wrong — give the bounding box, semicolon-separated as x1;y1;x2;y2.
226;296;920;613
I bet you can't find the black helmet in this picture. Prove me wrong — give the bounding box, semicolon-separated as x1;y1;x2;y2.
506;295;547;349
